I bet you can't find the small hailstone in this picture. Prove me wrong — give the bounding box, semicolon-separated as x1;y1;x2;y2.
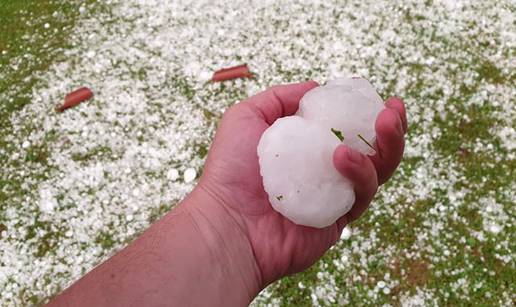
258;77;384;228
44;23;50;29
79;6;86;14
132;188;140;197
382;287;391;295
377;281;386;288
166;168;179;181
384;273;391;280
200;70;212;80
22;141;30;149
184;168;197;183
489;224;502;234
143;160;151;169
341;226;352;240
39;200;55;213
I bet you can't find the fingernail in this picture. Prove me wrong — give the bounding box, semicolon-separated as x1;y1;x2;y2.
346;148;363;164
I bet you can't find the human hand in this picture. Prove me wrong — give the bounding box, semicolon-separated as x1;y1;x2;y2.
46;81;406;307
190;81;407;288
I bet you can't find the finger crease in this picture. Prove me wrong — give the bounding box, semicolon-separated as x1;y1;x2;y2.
270;88;286;120
248;103;268;124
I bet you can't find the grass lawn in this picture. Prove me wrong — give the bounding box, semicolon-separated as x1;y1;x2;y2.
1;0;514;306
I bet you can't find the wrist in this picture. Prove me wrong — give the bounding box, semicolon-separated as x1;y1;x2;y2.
181;186;263;303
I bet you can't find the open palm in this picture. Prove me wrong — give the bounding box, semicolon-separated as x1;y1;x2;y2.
197;81;407;285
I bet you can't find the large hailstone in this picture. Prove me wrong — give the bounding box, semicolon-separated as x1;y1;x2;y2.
257;77;385;228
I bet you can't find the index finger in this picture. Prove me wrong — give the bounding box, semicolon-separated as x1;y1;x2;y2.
371;98;407;184
385;97;407;133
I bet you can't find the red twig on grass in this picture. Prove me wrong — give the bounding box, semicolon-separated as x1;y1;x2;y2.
56;87;93;112
211;64;253;82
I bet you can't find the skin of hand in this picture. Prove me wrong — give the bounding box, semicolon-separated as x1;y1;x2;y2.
192;80;408;287
47;80;406;307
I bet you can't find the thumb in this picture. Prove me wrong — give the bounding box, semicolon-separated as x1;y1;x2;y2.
244;81;319;124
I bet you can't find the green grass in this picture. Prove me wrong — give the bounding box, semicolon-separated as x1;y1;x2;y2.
0;0;76;207
0;1;80;118
0;2;97;300
0;3;92;273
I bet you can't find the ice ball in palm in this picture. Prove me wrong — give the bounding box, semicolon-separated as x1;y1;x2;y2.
297;77;385;155
257;117;355;228
257;77;384;228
